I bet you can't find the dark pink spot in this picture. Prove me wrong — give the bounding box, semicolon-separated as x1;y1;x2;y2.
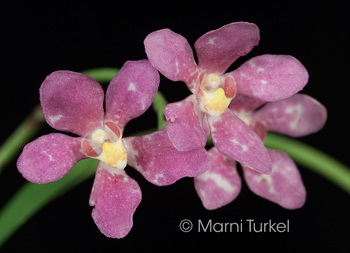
82;139;98;157
252;121;267;142
198;72;205;85
224;77;237;98
105;121;121;137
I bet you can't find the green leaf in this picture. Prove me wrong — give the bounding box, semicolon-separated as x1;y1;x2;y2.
0;159;98;247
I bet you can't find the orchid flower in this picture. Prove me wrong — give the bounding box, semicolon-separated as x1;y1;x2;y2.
194;94;327;210
144;22;309;174
17;60;210;238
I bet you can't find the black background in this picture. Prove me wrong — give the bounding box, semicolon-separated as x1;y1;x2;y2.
1;1;349;252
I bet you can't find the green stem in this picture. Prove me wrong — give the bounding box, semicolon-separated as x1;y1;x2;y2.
207;133;350;194
80;67;119;83
0;105;45;174
264;132;350;194
152;91;167;130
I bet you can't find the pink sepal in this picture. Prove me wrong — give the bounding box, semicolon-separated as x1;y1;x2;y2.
17;133;85;184
144;29;199;92
123;129;211;186
194;147;241;210
104;60;159;131
243;149;306;209
89;162;142;238
231;55;309;101
40;71;104;137
195;22;260;74
164;96;207;151
252;94;327;137
229;94;266;114
208;110;271;174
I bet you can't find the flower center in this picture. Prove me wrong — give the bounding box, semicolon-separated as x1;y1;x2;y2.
96;138;127;170
86;127;127;170
199;74;237;117
92;129;112;145
203;73;221;92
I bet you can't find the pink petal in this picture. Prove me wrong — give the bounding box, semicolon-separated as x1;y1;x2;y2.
144;29;199;92
195;22;259;74
231;55;309;101
164;96;207;151
252;94;327;137
104;60;159;131
243;149;306;209
17;133;85;184
123;129;210;186
40;71;104;137
229;94;266;114
194;147;241;210
89;162;142;238
208;110;271;174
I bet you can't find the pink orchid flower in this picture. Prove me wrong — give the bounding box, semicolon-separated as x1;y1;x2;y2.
194;93;327;210
17;60;210;238
144;22;309;174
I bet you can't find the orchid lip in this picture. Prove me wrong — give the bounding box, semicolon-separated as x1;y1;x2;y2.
96;137;128;170
83;127;128;170
198;73;237;117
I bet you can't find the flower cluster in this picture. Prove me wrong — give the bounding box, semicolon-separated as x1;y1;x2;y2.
17;22;326;238
144;22;310;174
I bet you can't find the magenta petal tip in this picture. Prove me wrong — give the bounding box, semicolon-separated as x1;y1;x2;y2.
233;54;309;101
243;149;306;209
17;134;85;184
194;147;241;210
89;162;142;238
